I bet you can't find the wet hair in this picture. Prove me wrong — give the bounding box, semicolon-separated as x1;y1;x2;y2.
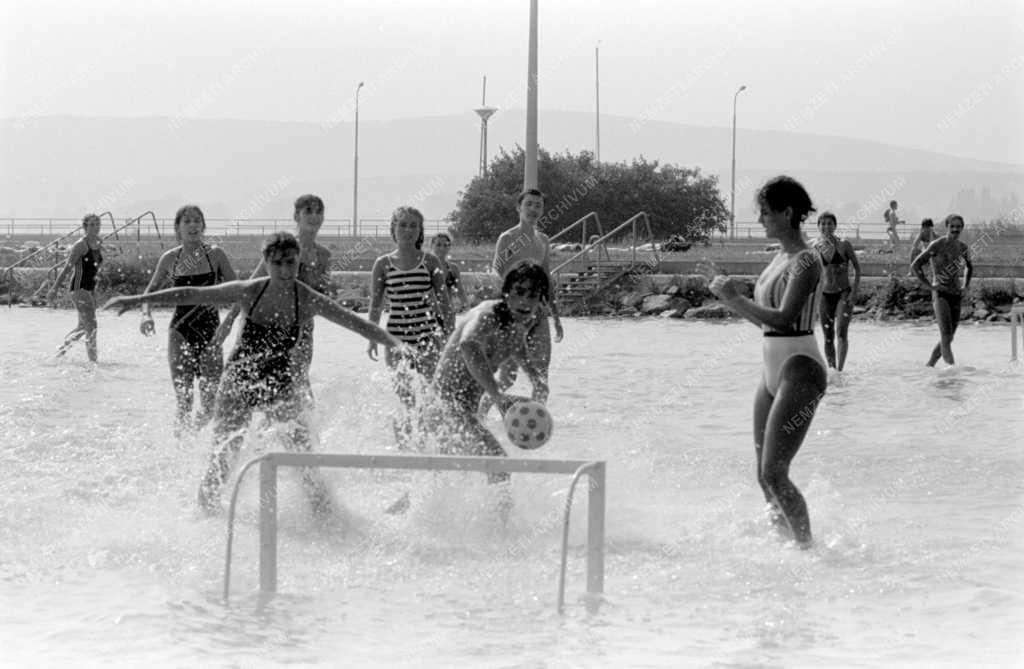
517;188;545;205
889;200;898;208
81;213;101;229
817;211;837;227
390;206;425;249
756;175;815;228
501;260;551;302
943;214;964;228
173;204;206;237
261;231;300;259
294;194;324;214
920;218;934;228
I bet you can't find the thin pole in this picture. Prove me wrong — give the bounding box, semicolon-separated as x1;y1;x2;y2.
595;43;600;162
524;0;539;189
730;84;746;241
353;81;364;237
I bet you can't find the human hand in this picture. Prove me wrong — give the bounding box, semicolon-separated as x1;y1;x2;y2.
496;393;531;417
708;274;739;301
553;320;564;343
139;316;155;336
211;320;232;347
367;341;379;361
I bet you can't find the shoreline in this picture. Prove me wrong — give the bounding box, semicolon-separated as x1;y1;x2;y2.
6;268;1022;324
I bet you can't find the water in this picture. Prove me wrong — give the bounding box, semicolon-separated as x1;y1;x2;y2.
1;308;1022;667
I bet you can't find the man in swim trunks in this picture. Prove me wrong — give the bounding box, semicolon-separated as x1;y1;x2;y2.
884;199;903;248
910;214;973;366
812;211;861;371
431;261;551;484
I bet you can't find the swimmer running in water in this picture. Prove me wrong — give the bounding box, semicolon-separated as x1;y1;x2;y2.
811;211;860;371
105;232;406;515
48;213;104;362
139;205;237;433
703;175;826;547
910;214;973;367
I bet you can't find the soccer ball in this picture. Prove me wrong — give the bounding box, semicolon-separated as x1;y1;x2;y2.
503;399;553;450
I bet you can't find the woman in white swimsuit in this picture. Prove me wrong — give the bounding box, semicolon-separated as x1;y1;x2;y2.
705;175;826;547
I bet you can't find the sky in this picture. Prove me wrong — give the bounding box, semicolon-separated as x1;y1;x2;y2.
2;0;1023;166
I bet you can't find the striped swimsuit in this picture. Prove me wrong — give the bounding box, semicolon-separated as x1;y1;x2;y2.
383;254;439;348
754;249;827;395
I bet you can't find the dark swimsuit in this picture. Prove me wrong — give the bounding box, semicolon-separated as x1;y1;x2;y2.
169;246;221;353
225;281;301;408
818;243;849;313
70;244;102;291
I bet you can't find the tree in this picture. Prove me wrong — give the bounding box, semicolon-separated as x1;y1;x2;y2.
447;147;728;243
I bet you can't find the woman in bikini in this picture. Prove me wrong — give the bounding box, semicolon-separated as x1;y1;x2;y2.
140;205;236;432
367;206;452;447
812;211;860;371
704;175;826;547
48;213;104;362
105;232;405;514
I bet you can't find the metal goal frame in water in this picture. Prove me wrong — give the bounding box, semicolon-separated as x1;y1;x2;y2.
222;453;606;613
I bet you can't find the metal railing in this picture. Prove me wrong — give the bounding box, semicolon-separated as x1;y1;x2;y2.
221;453;606;612
1011;304;1024;361
552;211;660;277
2;217;453;240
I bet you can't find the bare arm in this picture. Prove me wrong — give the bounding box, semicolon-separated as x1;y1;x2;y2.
304;284;401;348
425;254;453;333
217;257;260;334
492;231;512;277
910;242;936;291
366;256;389;358
48;240;85;295
104;280;253;315
714;252;821;331
846;241;861;296
962;246;973;290
140;249;177;320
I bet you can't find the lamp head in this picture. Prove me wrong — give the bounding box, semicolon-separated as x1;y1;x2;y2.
739;85;746;92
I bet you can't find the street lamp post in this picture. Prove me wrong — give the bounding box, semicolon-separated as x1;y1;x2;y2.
730;84;746;241
595;42;600;162
353;81;364;237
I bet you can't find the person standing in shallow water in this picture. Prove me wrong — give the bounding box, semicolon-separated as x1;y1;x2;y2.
139;205;236;433
812;211;861;371
48;213;104;362
104;232;406;515
910;214;973;367
703;175;826;547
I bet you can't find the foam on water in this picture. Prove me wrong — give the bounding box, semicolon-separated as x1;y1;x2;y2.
1;309;1023;666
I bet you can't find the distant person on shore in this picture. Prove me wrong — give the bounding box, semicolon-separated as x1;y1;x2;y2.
910;214;973;367
215;194;336;398
138;205;236;433
812;211;861;371
105;232;406;514
884;200;904;248
47;213;104;362
909;218;936;263
703;175;826;547
430;232;467;330
481;189;563;415
368;206;452;447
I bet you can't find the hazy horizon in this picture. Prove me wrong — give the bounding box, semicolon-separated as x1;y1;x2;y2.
2;0;1022;165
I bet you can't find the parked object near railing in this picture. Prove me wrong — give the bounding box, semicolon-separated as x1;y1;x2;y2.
552;212;660;316
221;453;606;613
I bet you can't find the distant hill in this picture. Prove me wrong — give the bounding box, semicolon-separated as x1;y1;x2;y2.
1;112;1021;227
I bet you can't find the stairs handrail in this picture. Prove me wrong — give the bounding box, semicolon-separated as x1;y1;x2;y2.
547;212;610;263
552;211;659;275
2;210;115;274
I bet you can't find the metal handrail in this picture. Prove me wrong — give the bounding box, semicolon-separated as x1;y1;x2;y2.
547;212;609;262
1011;303;1024;361
552;211;660;276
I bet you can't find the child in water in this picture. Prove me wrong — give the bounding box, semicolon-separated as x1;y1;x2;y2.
106;232;406;514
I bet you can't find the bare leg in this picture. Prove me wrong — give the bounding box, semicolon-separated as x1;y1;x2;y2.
757;356;826;546
835;295;853;371
168;330;198;431
931;292;957;366
819;297;837;369
197;382;251;513
195;344;224;430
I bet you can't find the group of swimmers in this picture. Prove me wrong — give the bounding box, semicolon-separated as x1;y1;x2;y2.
46;178;974;545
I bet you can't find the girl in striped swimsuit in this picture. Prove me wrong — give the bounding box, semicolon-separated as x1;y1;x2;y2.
706;175;827;547
368;206;452;446
48;213;104;362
